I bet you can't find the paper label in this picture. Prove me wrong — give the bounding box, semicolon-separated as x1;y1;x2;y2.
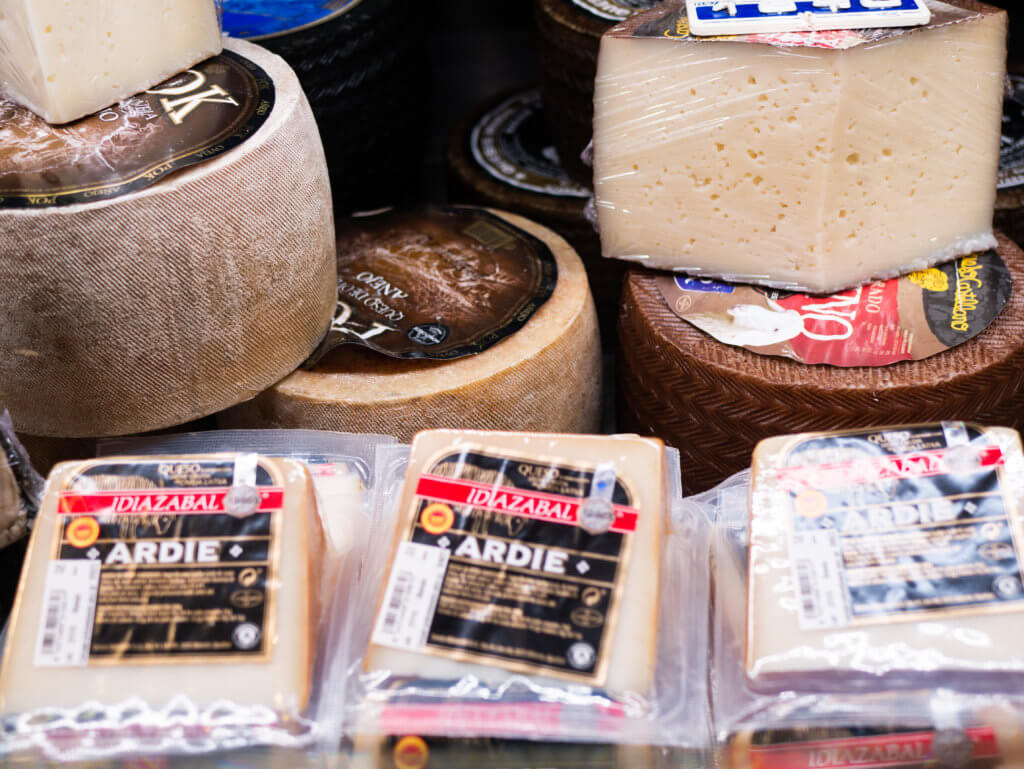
222;0;363;40
686;1;930;38
0;51;274;209
370;447;637;684
41;458;282;665
656;250;1011;367
305;207;558;364
777;425;1024;629
470;90;590;199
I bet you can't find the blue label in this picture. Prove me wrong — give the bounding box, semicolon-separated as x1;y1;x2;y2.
222;0;359;39
694;0;922;22
674;276;735;294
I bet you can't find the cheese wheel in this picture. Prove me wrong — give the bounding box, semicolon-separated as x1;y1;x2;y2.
219;210;602;441
618;232;1024;495
0;38;337;440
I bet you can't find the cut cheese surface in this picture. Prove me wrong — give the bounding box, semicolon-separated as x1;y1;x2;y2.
362;429;666;697
0;454;323;716
0;39;337;438
593;1;1007;293
0;0;223;124
219;210;602;441
746;425;1024;684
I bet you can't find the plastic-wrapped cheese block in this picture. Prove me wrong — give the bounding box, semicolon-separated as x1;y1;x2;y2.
0;0;223;124
0;454;324;756
0;38;337;439
746;423;1024;688
593;1;1007;293
618;232;1024;496
220;209;602;442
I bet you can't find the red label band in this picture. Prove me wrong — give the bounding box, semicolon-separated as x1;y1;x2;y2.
748;728;999;769
777;446;1004;492
58;488;285;515
378;702;627;737
414;475;639;533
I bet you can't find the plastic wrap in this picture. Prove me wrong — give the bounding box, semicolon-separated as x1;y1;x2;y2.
0;452;330;764
590;0;1007;294
0;411;44;550
325;430;711;751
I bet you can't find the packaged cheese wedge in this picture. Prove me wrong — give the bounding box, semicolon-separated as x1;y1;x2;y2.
742;423;1024;689
331;429;711;748
0;453;327;762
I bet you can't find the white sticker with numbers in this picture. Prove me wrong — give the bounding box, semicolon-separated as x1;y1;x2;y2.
35;560;101;667
687;0;931;37
789;529;851;630
372;542;450;652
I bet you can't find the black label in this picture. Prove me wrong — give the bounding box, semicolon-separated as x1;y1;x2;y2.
921;251;1012;348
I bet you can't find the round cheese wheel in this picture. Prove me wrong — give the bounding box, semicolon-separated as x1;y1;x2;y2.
618;232;1024;495
219;210;602;441
0;39;337;439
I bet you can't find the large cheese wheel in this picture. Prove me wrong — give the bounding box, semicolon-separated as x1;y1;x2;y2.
0;39;337;439
219;210;602;441
619;232;1024;495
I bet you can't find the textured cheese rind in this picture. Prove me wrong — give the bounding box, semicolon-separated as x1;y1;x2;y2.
746;426;1024;681
0;455;321;715
363;429;666;696
593;3;1007;293
0;0;223;125
218;210;602;441
616;232;1024;496
0;38;337;439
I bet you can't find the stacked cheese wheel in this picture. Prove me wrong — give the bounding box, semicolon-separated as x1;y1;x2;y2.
1;40;336;444
618;233;1024;496
221;209;602;442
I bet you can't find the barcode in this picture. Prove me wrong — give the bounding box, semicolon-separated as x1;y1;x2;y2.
789;529;849;631
40;591;64;654
795;560;818;621
381;572;412;634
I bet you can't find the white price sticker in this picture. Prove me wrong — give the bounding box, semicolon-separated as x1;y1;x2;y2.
790;529;851;630
686;0;931;37
372;542;450;652
34;560;101;667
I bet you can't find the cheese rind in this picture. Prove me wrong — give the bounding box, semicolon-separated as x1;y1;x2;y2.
593;2;1007;293
0;0;223;124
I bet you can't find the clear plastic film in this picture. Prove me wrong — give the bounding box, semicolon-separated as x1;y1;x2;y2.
323;430;711;752
0;410;44;550
0;452;327;764
589;0;1007;294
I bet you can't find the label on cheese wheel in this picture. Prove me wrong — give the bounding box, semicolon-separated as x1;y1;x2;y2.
0;51;274;209
306;207;558;363
657;250;1011;367
470;90;590;199
371;447;637;684
773;424;1024;631
35;458;282;666
565;0;661;23
222;0;363;40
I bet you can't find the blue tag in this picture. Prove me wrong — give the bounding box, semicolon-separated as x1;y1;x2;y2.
222;0;360;40
674;276;735;294
687;0;930;37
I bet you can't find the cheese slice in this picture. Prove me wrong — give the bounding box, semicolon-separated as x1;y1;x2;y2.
362;430;667;698
593;1;1007;293
0;454;323;718
746;425;1024;685
0;0;223;124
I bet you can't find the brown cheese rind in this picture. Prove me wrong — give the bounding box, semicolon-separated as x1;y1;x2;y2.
617;232;1024;495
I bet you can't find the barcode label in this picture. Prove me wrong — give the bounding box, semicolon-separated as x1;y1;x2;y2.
35;560;101;667
372;541;450;652
789;529;850;631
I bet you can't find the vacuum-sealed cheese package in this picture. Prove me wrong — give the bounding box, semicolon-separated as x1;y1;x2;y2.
0;411;44;550
742;423;1024;688
331;429;711;748
0;453;327;763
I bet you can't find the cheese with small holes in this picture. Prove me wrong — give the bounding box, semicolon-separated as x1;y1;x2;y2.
0;454;323;716
0;0;223;125
592;1;1007;293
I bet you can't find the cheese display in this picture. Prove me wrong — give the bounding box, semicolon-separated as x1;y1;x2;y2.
0;454;323;739
220;208;602;441
447;88;622;332
746;424;1024;685
618;232;1024;495
593;1;1007;293
0;38;337;439
0;0;223;124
